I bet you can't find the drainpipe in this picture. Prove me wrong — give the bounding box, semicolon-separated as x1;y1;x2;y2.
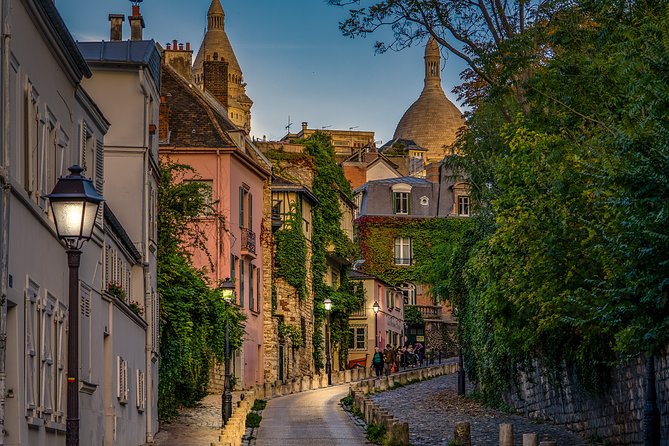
139;68;155;443
0;1;11;443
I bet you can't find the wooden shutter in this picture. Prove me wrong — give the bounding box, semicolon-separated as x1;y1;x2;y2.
248;193;253;229
94;139;104;194
239;187;245;228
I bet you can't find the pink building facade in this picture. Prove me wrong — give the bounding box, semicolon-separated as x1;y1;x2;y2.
159;61;271;390
347;270;405;369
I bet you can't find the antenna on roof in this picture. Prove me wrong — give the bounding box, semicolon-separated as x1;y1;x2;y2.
322;125;332;130
285;115;293;133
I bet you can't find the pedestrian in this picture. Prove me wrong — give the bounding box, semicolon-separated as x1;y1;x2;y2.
372;347;383;377
415;342;424;367
384;344;396;376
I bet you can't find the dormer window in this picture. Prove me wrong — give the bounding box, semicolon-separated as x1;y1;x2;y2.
391;183;412;215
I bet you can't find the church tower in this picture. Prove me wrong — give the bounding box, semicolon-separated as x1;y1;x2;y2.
193;0;253;133
392;37;464;161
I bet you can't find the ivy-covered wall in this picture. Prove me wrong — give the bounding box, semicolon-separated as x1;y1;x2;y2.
356;215;472;298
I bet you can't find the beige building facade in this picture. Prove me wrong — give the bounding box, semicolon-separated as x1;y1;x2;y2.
1;1;155;445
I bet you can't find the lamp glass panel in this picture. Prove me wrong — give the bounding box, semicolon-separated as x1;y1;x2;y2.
80;201;100;239
324;299;332;311
51;200;85;238
220;289;234;302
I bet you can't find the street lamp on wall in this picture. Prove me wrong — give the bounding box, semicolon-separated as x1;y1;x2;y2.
372;301;380;349
218;277;235;427
324;297;332;386
47;165;103;446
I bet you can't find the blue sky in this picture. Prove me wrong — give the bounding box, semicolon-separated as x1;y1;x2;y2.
57;0;466;144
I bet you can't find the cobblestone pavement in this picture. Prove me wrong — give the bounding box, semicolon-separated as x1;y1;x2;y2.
153;393;223;446
372;373;590;446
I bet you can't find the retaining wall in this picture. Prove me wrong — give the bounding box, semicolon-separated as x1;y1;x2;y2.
504;351;669;445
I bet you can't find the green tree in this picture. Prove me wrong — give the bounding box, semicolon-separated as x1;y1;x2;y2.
158;162;245;420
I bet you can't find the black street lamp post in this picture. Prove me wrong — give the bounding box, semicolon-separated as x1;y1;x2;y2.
324;297;332;386
372;301;380;349
218;278;235;426
47;166;103;446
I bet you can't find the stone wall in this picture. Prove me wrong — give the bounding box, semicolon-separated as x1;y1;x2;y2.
424;320;458;357
504;349;669;445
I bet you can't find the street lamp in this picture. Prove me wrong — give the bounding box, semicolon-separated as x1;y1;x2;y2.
324;297;332;386
218;277;235;426
47;165;103;446
372;301;380;349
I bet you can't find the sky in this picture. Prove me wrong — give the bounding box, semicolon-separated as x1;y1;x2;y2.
57;0;467;144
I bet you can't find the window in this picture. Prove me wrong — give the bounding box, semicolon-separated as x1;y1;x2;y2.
117;356;129;404
348;326;366;350
24;279;66;424
80;285;92;383
385;288;394;310
458;196;470;216
239;187;247;228
399;283;416;306
136;370;146;412
239;186;252;228
249;264;254;311
393;192;409;214
256;269;261;311
394;237;413;265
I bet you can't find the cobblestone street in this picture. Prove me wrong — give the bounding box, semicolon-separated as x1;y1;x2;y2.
153;393;223;446
372;373;590;446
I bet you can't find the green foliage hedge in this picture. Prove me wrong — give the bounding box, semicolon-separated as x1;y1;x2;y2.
420;2;669;404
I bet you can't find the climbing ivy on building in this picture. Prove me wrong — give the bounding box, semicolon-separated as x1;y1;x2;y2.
157;162;245;420
301;132;361;370
357;215;472;301
274;201;308;300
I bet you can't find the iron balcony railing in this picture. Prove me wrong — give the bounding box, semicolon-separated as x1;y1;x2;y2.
241;228;256;256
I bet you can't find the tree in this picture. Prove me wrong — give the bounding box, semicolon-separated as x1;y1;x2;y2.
329;0;563;109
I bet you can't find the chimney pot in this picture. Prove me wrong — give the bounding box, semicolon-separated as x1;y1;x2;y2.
186;42;191;51
301;122;308;131
129;4;145;40
166;43;171;50
173;40;178;49
179;43;184;50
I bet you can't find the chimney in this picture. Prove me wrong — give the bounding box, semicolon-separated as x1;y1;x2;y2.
163;40;194;80
129;4;145;40
301;122;308;132
203;59;229;108
108;14;125;41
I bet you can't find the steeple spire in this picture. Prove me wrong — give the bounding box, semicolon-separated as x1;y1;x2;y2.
424;37;442;90
208;0;225;30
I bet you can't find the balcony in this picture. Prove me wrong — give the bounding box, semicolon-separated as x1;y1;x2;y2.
241;228;256;258
410;305;442;321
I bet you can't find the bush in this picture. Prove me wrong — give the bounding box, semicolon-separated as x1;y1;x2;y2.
251;399;267;411
245;412;262;428
366;423;386;444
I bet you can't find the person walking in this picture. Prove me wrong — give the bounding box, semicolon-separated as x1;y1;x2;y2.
383;344;395;376
372;347;384;377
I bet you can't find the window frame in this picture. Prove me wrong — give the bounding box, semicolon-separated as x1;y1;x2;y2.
394;237;413;265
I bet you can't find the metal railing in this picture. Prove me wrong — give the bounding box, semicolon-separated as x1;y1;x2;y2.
241;228;256;255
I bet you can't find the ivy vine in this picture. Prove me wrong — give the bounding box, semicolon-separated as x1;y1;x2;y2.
274;201;308;300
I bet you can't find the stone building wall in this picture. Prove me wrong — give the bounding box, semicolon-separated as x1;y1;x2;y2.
424;321;457;357
261;178;278;383
504;349;669;445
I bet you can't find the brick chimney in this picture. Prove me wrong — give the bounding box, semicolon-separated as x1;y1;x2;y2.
108;14;124;41
163;40;193;80
129;4;145;40
203;59;229;108
301;122;308;132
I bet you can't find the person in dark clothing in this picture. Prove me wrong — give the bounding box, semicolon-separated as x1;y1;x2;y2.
372;347;384;377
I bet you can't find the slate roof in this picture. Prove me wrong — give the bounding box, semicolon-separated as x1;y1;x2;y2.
34;0;91;78
353;176;433;194
78;40;161;90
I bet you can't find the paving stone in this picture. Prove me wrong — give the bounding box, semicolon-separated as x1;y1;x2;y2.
372;373;590;446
